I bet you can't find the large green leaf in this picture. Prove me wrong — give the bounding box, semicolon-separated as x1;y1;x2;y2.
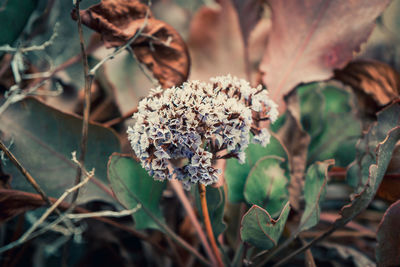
194;186;226;237
244;156;289;216
0;0;38;45
0;98;120;204
225;134;287;203
240;202;290;250
107;154;166;230
335;102;400;227
297;83;362;167
299;159;334;232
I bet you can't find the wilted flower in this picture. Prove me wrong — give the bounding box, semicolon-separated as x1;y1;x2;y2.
127;75;278;189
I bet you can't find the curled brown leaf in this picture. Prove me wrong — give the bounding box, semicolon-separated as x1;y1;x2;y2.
334;60;400;106
71;0;190;88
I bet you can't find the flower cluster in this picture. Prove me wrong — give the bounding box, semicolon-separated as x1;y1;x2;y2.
127;75;278;189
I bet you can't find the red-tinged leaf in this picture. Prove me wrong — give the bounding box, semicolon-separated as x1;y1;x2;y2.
260;0;392;107
0;189;70;223
376;199;400;267
376;173;400;203
0;189;45;222
72;0;190;88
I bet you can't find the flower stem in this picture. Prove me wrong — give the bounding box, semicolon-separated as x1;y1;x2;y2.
198;183;224;267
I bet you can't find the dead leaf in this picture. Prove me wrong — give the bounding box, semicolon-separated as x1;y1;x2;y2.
0;189;47;222
376;199;400;267
188;0;246;80
232;0;264;47
277;91;311;211
232;0;266;78
72;0;190;88
260;0;392;108
334;60;400;106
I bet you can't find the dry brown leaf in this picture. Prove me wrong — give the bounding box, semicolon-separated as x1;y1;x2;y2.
334;60;400;106
232;0;264;47
0;189;53;222
72;0;190;88
188;0;246;80
260;0;392;108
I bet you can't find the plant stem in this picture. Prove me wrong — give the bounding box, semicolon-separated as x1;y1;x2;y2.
198;183;224;267
71;0;94;203
0;140;49;203
0;140;74;232
117;175;210;266
170;180;217;266
103;107;138;127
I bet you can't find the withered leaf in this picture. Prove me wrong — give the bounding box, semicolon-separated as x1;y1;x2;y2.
188;0;246;80
334;60;400;106
232;0;264;46
0;189;60;223
260;0;392;107
72;0;190;88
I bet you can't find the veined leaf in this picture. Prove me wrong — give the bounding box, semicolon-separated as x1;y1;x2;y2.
107;154;166;230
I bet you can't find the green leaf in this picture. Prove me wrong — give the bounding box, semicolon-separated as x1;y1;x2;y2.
0;0;38;45
240;202;290;250
194;186;226;237
335;102;400;227
0;98;120;204
244;156;289;216
107;154;166;230
225;134;287;203
299;159;334;232
297;82;362;166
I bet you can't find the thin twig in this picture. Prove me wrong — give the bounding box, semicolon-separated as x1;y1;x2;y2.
272;228;335;267
126;46;159;86
71;0;94;203
0;165;94;254
0;140;50;204
66;204;141;220
169;180;217;266
88;10;150;76
116;174;210;266
103;107;138;127
198;183;224;267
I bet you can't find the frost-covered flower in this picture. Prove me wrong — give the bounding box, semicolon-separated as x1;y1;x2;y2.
127;75;278;189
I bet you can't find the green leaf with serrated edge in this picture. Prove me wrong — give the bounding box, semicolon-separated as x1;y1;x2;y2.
240;202;290;250
244;156;289;216
347;102;400;189
194;186;226;237
0;98;120;204
0;0;38;45
335;102;400;227
297;82;362;167
225;134;287;203
107;154;166;230
299;159;334;232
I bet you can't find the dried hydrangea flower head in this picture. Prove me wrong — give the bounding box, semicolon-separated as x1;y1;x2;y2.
127;75;278;189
